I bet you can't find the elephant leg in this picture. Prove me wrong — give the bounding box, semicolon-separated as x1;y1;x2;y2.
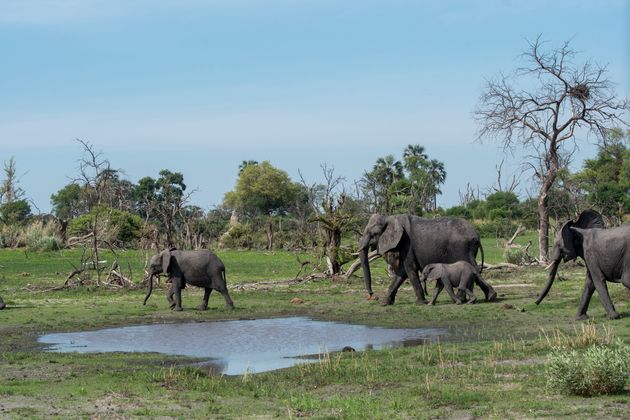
474;273;497;302
576;273;596;320
171;277;183;311
589;270;618;319
429;281;442;305
215;285;235;309
197;288;212;311
166;284;176;309
463;287;477;304
441;279;462;304
383;275;406;305
405;261;427;304
0;295;5;310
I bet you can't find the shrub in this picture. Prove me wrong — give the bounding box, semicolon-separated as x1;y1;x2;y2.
503;247;526;265
546;342;630;396
68;205;142;246
22;221;63;251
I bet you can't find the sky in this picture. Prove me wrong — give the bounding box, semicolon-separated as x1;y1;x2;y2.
0;0;628;213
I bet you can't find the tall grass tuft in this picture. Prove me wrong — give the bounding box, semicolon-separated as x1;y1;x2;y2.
22;221;63;251
539;323;615;350
546;343;630;396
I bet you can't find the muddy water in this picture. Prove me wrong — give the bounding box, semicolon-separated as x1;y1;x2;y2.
39;317;446;375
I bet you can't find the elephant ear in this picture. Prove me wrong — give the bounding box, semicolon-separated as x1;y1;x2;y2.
559;221;579;261
377;217;404;255
575;210;605;229
161;250;173;274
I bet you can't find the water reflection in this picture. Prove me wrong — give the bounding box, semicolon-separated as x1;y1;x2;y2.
39;317;446;375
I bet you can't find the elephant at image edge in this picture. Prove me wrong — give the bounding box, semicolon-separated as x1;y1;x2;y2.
144;249;234;311
536;209;630;320
358;213;497;305
0;294;5;310
421;261;480;305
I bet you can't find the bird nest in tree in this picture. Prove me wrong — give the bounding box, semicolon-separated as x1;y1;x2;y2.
569;83;590;100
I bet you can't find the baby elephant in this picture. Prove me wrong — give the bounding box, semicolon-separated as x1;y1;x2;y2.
144;249;234;311
421;261;482;305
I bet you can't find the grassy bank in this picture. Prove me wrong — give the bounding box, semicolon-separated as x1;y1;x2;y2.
0;236;629;418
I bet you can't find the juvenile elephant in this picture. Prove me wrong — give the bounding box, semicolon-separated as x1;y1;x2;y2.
422;261;480;305
144;249;234;311
536;209;630;320
358;213;496;305
0;295;5;310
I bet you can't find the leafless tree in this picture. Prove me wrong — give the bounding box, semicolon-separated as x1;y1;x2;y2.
0;157;26;205
73;139;118;283
300;165;355;275
475;36;629;262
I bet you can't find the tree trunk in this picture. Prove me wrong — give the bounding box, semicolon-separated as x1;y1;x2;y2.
326;228;342;275
537;140;559;264
266;215;273;251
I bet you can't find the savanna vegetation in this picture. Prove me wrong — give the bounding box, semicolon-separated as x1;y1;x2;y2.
0;38;629;418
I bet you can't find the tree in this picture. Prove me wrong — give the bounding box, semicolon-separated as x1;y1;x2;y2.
362;145;447;214
0;157;30;225
301;165;357;275
51;183;85;220
154;170;191;248
475;37;628;262
572;128;630;222
224;161;299;250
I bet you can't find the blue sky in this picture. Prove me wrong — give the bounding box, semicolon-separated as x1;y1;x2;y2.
0;0;628;213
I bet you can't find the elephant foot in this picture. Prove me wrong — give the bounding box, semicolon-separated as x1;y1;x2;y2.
467;298;477;304
197;304;208;311
0;303;5;310
575;313;589;321
429;301;436;306
380;297;395;306
607;311;621;320
486;291;497;302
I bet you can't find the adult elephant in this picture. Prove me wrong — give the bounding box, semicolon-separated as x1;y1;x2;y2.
0;294;5;310
358;213;496;305
144;249;234;311
535;209;630;320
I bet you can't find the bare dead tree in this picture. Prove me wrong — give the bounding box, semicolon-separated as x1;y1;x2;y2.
458;183;479;206
299;165;355;276
491;159;521;193
475;36;628;262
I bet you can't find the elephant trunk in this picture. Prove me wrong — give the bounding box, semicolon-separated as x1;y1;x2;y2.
143;274;154;305
359;246;373;296
535;259;560;305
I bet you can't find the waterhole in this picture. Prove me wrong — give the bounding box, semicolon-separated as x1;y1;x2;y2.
38;317;446;375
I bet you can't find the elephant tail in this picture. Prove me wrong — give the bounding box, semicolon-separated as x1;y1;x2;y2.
143;275;153;305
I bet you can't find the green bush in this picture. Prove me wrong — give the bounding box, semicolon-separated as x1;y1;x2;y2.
68;205;142;246
546;343;630;396
503;247;526;265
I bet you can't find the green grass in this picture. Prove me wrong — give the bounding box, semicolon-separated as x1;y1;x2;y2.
0;238;629;418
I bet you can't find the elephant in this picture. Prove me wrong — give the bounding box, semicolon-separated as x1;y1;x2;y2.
0;294;5;310
421;261;479;305
144;249;234;311
535;209;630;320
358;213;497;305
